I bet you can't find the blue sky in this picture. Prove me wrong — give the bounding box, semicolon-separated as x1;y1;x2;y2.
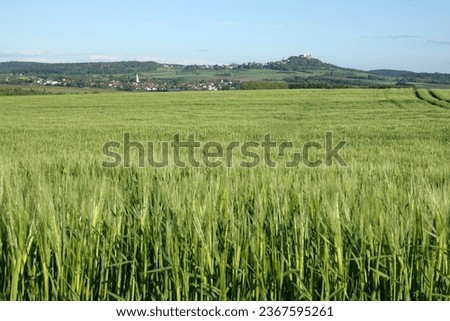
1;0;450;72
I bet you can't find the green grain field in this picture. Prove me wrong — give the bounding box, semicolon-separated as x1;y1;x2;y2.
0;88;449;301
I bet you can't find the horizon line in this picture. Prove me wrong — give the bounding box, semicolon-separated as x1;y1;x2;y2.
0;58;444;75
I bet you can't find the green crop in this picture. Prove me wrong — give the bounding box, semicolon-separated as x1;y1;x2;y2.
0;88;449;300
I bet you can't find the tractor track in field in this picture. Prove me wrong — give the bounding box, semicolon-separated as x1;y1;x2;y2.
414;88;450;109
429;90;450;103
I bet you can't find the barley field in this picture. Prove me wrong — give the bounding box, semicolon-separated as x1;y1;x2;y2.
0;88;449;300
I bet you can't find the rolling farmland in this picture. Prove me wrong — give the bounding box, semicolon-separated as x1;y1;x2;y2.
0;89;449;300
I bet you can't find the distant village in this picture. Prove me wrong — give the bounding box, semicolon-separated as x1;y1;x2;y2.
129;74;238;91
0;69;241;92
7;75;240;92
0;56;317;92
3;54;432;92
0;55;327;93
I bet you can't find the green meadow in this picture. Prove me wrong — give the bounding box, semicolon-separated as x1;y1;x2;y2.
0;89;449;300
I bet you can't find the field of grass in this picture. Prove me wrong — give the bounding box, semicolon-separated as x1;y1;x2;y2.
139;67;306;82
431;89;450;102
0;84;116;95
0;89;449;300
140;67;450;89
141;66;375;82
415;88;450;109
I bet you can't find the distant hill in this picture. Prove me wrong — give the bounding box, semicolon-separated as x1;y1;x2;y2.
264;55;337;71
1;55;450;89
370;69;450;85
0;55;365;76
369;69;414;77
0;61;160;76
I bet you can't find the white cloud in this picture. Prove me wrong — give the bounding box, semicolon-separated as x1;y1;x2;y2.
0;51;167;63
389;35;420;40
87;54;124;62
0;51;88;62
361;35;420;40
427;40;450;45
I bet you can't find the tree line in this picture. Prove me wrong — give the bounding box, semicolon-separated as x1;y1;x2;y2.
0;61;160;76
240;81;289;90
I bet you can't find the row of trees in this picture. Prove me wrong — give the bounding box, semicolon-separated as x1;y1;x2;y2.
240;81;289;90
0;88;53;96
0;61;160;76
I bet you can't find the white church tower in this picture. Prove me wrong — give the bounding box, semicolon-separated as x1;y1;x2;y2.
136;73;140;83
